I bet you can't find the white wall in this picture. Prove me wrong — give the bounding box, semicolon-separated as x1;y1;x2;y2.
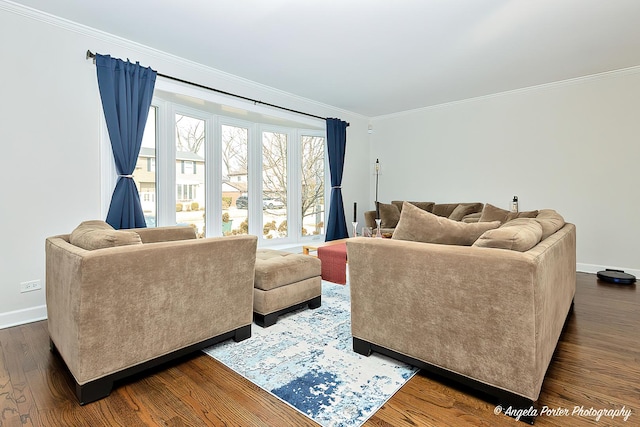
0;3;370;328
370;69;640;275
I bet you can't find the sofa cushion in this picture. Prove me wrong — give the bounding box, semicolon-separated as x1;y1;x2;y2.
135;225;197;243
535;209;565;240
254;249;321;291
473;218;543;252
392;202;500;246
70;220;143;250
378;202;402;228
479;203;538;224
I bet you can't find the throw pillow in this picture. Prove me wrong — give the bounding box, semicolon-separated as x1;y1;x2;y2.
391;201;404;213
378;202;402;228
535;209;565;240
479;203;538;224
407;201;435;212
392;202;500;246
391;201;434;213
448;204;481;221
473;218;543;252
70;220;143;250
461;212;482;223
479;203;510;223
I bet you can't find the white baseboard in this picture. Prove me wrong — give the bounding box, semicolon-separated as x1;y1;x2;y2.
0;305;47;330
577;263;640;278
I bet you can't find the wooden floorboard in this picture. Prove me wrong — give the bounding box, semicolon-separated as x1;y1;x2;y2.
0;272;637;426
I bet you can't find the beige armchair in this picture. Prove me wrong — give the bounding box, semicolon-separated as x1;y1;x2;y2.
46;222;257;404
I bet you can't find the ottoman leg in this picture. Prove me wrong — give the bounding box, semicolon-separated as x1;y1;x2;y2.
308;295;321;309
254;312;279;328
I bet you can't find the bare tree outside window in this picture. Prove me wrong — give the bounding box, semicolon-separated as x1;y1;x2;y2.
301;135;325;235
221;125;249;236
262;132;288;239
222;126;248;177
262;132;287;202
175;115;205;154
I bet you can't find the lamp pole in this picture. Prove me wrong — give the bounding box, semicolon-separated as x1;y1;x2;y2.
374;159;380;219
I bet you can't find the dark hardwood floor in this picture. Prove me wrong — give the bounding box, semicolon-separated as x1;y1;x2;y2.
1;273;637;426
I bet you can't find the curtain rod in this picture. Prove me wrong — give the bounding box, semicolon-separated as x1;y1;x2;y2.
86;50;345;124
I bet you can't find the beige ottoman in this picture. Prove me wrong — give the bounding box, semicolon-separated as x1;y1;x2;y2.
253;249;322;327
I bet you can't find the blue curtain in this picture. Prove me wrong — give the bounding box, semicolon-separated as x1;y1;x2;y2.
96;54;157;229
325;118;349;241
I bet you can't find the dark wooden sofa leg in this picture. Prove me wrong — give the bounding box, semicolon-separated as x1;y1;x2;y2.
497;396;536;424
77;379;114;405
254;295;322;328
254;313;278;328
308;295;321;309
353;337;372;356
233;325;252;342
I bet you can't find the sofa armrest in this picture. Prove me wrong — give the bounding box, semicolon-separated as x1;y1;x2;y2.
46;234;257;384
526;223;576;393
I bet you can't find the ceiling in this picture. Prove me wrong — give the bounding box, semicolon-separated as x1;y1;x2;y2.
11;0;640;117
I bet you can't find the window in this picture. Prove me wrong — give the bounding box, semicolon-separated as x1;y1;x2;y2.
108;84;327;245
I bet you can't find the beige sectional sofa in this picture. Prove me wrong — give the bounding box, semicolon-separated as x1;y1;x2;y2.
348;203;575;422
46;221;257;404
364;201;484;235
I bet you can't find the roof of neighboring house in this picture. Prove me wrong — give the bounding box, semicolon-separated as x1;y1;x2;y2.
222;182;246;193
228;168;248;176
224;182;247;192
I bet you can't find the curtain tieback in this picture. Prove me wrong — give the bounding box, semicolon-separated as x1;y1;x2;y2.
119;174;134;179
331;185;342;189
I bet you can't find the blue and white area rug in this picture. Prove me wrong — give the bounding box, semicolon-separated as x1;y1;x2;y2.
203;282;418;427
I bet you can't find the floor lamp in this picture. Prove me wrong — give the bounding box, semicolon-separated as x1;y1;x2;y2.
374;159;382;237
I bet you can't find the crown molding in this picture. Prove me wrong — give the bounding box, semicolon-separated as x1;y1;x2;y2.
0;0;366;121
372;65;640;121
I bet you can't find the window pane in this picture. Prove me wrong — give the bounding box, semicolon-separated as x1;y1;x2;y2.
262;131;287;239
222;125;248;236
301;135;325;236
135;106;156;227
175;114;206;237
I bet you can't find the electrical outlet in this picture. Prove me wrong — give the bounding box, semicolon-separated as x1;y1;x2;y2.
20;280;42;293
